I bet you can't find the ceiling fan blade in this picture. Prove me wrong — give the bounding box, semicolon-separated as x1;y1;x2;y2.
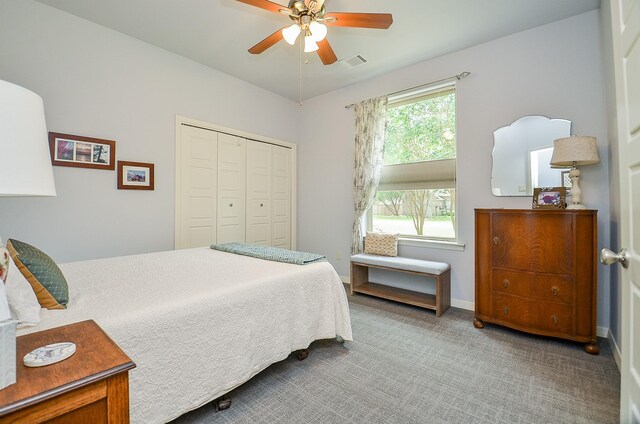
317;38;337;65
236;0;291;14
324;12;393;29
248;28;284;54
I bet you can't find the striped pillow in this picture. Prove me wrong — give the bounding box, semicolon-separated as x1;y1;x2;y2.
365;232;399;257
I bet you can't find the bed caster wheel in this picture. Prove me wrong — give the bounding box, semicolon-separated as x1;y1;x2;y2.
214;395;231;412
296;349;309;361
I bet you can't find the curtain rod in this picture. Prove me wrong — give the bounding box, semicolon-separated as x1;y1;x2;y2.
344;71;471;109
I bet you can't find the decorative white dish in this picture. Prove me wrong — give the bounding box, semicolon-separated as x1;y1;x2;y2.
23;342;76;367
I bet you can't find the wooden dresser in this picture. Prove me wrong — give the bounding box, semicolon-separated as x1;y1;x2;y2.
0;320;135;423
474;209;598;354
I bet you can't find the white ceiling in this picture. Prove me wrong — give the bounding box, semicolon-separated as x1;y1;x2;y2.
35;0;600;101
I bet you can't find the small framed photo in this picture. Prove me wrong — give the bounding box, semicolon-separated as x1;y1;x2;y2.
532;187;567;209
561;170;572;193
49;132;116;170
117;161;154;190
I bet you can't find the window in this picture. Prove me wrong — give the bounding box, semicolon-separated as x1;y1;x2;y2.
370;83;457;241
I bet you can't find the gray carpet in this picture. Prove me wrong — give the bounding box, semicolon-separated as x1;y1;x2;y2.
172;294;620;424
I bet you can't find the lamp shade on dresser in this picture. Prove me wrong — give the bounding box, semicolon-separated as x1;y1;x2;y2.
474;209;598;354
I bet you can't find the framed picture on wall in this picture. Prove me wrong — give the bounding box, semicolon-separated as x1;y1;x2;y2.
532;187;567;209
48;132;116;170
117;161;154;190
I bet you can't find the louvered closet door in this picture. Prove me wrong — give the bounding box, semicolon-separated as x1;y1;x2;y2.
271;145;291;249
246;141;272;245
177;125;217;248
217;133;246;244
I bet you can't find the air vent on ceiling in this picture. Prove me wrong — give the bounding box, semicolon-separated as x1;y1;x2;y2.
339;55;368;68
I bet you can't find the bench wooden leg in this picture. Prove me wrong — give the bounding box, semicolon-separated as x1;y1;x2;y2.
350;262;368;295
435;269;451;317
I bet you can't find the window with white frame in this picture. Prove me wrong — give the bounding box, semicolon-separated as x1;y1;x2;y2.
370;83;457;241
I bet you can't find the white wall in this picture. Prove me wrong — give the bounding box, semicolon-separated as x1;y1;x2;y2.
0;0;299;262
297;10;612;328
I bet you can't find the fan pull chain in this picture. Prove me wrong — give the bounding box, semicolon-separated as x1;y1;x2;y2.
298;36;303;106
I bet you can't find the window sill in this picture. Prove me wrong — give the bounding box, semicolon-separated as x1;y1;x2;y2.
398;237;465;251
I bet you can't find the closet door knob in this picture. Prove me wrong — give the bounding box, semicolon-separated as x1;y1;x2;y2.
493;237;500;245
552;286;559;296
503;279;510;289
503;306;509;315
551;314;558;325
260;203;264;207
229;203;233;207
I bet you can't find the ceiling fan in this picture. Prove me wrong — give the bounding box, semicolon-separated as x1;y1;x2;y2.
236;0;393;65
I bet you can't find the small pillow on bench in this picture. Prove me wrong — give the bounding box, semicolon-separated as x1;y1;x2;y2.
364;232;398;257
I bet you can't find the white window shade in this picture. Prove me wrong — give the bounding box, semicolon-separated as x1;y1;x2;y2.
388;86;455;109
378;158;456;190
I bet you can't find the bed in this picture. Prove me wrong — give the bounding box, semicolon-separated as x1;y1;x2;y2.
17;247;353;423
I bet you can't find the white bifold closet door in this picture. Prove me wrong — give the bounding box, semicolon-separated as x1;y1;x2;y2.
177;123;293;250
216;133;246;244
246;140;272;245
271;145;291;249
177;125;218;248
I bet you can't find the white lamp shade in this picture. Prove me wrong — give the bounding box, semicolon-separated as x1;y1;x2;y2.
550;135;600;167
0;80;56;196
304;35;319;52
309;21;327;42
282;24;301;45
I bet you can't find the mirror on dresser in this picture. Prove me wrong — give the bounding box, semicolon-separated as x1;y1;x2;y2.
491;116;571;196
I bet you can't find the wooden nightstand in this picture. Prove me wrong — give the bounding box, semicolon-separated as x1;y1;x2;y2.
0;320;135;423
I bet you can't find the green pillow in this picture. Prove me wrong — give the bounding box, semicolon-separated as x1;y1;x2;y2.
7;239;68;309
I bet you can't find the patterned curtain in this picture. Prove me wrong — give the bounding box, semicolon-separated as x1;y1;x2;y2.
351;95;388;254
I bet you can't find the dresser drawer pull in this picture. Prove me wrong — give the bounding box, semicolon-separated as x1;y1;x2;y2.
503;279;510;289
552;286;559;296
551;314;558;325
493;237;500;245
503;306;509;315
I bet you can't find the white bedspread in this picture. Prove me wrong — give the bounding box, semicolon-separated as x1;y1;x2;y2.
18;248;352;423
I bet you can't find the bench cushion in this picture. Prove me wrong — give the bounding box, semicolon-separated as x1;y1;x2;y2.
351;253;450;275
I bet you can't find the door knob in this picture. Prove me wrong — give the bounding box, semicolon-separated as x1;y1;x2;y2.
600;248;629;269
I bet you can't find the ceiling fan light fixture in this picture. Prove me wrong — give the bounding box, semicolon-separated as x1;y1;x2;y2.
282;24;301;45
304;34;319;52
309;21;327;42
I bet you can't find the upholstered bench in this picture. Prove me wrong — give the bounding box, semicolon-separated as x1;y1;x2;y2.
350;253;451;317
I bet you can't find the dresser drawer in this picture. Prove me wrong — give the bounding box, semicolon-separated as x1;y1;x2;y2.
531;302;573;334
491;294;530;327
492;269;529;298
531;274;573;304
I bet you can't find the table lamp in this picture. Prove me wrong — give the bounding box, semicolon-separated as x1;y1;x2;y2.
550;135;600;209
0;79;56;389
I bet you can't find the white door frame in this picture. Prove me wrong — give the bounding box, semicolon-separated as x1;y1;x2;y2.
175;115;297;250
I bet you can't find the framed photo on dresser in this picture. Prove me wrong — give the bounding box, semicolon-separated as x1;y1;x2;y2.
532;187;567;209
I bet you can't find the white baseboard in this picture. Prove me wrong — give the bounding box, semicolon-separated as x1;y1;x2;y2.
608;329;621;372
451;299;474;311
597;326;608;338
